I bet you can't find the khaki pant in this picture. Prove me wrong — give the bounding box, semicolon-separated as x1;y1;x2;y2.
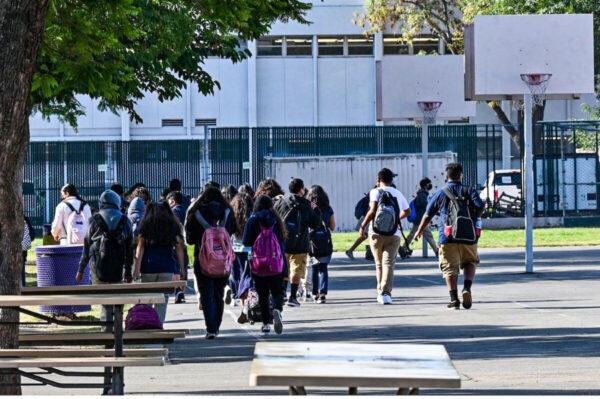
369;234;401;296
286;253;308;282
141;273;175;323
439;244;479;278
405;223;439;255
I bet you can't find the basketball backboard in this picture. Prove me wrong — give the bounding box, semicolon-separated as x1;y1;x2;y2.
378;55;476;121
465;14;595;101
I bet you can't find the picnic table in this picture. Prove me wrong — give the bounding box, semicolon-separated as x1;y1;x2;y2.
21;280;187;295
249;342;461;395
0;293;165;395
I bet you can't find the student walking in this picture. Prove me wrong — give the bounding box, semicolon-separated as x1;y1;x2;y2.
255;178;285;200
229;193;254;323
243;195;286;334
415;163;484;310
184;186;237;339
307;185;335;304
110;182;130;213
274;178;321;307
21;215;36;287
51;184;92;245
345;188;374;260
167;191;189;303
133;202;186;323
360;168;410;305
404;178;439;257
77;190;133;322
169;178;192;211
127;186;152;240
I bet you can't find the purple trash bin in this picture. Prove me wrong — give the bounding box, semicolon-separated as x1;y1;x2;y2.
35;245;91;314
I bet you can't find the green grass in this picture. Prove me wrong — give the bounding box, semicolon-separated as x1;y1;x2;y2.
332;227;600;252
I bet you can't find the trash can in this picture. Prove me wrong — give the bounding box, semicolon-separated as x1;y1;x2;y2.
35;245;91;315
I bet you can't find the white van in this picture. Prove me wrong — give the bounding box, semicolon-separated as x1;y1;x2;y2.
479;169;522;205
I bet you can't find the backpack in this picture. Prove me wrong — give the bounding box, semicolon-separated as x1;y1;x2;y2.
195;209;234;278
64;201;88;244
443;186;477;244
125;304;163;330
354;194;370;220
91;214;128;283
372;190;400;236
281;200;303;251
309;216;333;258
246;288;272;325
251;225;284;276
407;200;418;224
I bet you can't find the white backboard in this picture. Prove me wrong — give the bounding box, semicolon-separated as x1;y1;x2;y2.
378;55;476;121
465;14;595;100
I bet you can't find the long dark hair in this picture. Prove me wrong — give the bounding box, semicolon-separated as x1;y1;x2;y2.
253;195;287;240
221;184;238;204
139;202;181;247
230;193;253;236
194;186;230;209
307;185;330;210
255;178;284;199
61;184;84;202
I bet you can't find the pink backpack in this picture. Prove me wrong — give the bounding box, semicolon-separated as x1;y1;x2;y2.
251;225;284;276
195;209;234;277
125;304;163;330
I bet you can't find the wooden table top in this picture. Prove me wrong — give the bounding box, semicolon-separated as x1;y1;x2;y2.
249;342;461;389
21;281;187;295
0;293;165;307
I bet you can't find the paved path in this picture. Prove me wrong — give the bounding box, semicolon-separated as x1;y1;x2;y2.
24;247;600;395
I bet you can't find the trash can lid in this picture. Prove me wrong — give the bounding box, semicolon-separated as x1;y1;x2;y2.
35;244;84;255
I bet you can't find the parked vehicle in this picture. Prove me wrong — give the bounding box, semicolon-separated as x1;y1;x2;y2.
479;169;522;206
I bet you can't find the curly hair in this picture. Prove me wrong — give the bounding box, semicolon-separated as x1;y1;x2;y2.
255;178;284;199
230;193;254;236
129;186;152;203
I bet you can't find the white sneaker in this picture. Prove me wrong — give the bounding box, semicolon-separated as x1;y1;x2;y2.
382;294;393;305
224;286;232;305
376;295;384;304
273;309;283;335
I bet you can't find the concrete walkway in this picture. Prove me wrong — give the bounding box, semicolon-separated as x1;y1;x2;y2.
24;247;600;395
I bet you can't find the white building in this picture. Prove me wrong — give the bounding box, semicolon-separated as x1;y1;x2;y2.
30;0;596;140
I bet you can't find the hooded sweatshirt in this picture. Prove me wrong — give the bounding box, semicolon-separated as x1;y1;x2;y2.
127;197;146;237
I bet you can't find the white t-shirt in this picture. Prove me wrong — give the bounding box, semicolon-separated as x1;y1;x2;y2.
368;186;410;237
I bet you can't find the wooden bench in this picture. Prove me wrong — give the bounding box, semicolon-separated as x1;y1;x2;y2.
0;348;168;358
0;356;165;393
21;281;188;295
249;342;461;395
19;330;186;346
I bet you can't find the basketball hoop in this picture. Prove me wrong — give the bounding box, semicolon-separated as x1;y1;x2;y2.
417;101;442;125
519;73;552;108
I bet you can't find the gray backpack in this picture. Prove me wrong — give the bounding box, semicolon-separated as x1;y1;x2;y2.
372;190;400;236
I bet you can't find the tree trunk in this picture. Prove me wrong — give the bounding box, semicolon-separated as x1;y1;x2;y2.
489;101;546;153
0;1;50;395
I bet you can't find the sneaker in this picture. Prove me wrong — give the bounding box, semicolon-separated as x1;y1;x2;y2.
382;294;393;305
273;309;283;335
287;297;301;307
205;332;217;340
462;290;472;310
345;250;355;260
318;295;326;304
237;311;249;324
376;295;384;304
224;286;232;305
302;292;312;302
175;291;185;304
447;300;461;310
261;324;271;334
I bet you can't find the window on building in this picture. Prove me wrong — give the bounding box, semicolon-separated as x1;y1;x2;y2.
347;35;374;56
383;36;410;55
285;36;312;56
318;36;344;56
412;35;440;55
257;36;283;56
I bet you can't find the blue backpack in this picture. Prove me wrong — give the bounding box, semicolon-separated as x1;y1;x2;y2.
407;200;418;223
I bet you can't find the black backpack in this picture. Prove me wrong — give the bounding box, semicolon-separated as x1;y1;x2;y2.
91;214;128;283
354;194;370;220
443;186;476;244
281;200;303;252
309;213;333;258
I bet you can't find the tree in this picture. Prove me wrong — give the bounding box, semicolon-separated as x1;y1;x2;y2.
357;0;599;149
0;0;310;393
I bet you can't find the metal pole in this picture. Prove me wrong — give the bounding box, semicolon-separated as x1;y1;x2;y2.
421;122;429;258
560;127;566;218
45;143;51;224
523;94;534;273
203;125;209;184
249;128;254;186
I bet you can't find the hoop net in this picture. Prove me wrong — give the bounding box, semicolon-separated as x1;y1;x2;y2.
517;73;552;108
418;101;442;125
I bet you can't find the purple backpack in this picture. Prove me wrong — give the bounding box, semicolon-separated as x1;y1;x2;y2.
251;225;284;276
125;304;163;331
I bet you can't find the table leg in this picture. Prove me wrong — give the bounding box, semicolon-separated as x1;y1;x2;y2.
409;388;419;395
349;387;358;395
397;388;419;395
289;386;307;395
111;305;124;395
103;305;114;395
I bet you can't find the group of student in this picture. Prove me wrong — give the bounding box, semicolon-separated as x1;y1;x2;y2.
47;161;484;339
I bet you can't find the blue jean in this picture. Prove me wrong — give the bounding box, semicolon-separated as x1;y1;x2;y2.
311;263;329;295
197;272;227;334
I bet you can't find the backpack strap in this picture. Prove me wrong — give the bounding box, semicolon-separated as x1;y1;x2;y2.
219;208;231;228
78;201;86;213
442;187;460;207
194;210;211;230
64;201;77;213
94;213;109;233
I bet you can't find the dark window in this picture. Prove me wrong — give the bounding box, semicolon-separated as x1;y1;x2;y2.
318;36;344;56
493;173;521;187
195;118;217;126
286;36;312;56
412;35;440;55
383;36;409;55
257;36;283;56
161;119;184;127
347;35;373;56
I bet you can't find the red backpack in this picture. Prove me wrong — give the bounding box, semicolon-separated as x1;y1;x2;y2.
195;209;234;277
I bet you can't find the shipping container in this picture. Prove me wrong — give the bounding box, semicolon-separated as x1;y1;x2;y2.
264;152;457;231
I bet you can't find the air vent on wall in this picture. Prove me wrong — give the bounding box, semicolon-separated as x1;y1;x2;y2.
195;118;217;126
161;119;184;127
